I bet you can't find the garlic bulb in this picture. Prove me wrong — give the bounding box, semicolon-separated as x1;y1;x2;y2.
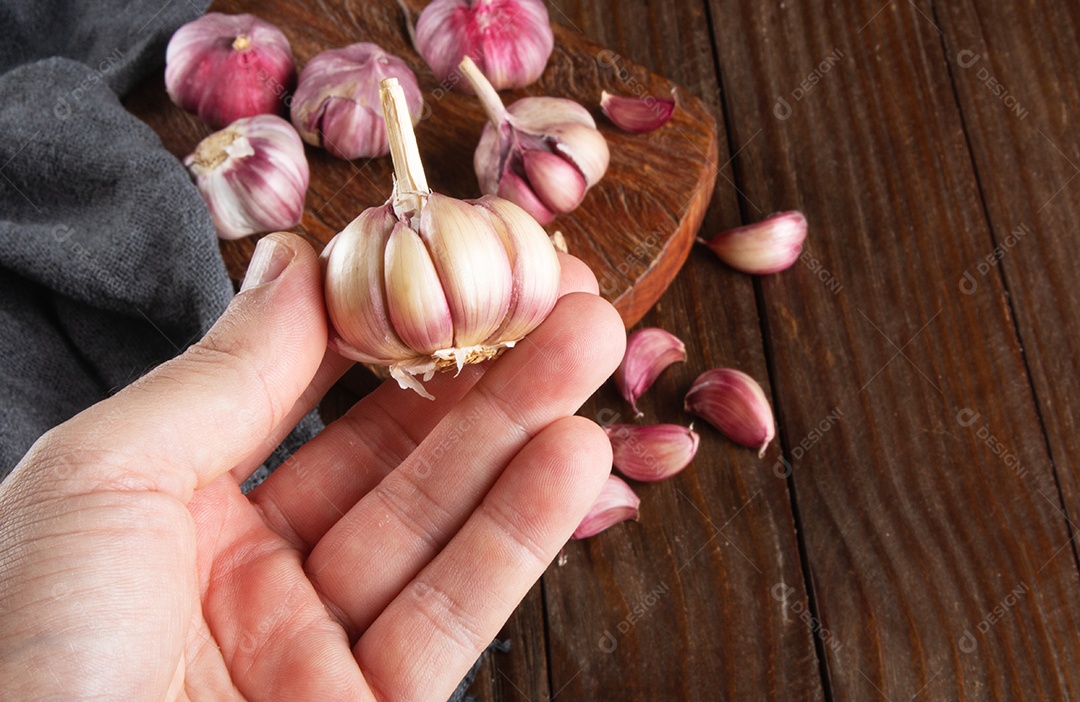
415;0;553;92
166;13;295;129
291;43;423;160
184;115;309;240
322;78;561;398
460;57;609;225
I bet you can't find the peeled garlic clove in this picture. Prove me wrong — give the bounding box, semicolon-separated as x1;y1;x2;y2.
572;475;641;539
699;211;808;275
166;13;295;129
685;369;775;457
291;43;423;160
600;89;677;133
322;78;560;397
614;328;687;416
521;149;588;214
184;115;309;240
606;424;699;482
461;56;608;222
415;0;553;92
473;195;561;342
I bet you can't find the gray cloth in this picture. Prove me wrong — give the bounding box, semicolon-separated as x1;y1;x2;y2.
0;2;495;698
0;0;322;482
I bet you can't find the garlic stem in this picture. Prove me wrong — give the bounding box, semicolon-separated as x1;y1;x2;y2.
379;77;429;223
459;56;508;125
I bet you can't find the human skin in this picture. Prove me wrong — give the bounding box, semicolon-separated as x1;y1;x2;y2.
0;232;625;700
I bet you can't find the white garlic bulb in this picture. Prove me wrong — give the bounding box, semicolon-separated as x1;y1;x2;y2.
184;115;309;240
322;79;560;398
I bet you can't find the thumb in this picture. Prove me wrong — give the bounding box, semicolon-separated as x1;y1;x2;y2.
32;232;328;501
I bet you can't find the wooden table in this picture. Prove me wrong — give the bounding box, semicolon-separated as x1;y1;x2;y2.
399;1;1080;699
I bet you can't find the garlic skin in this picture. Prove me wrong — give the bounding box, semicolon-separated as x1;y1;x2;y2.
461;57;609;225
614;328;687;416
166;13;295;129
699;211;808;275
572;475;641;539
291;43;423;160
600;89;676;133
416;0;553;92
184;115;309;240
684;369;775;457
322;78;561;398
606;424;699;482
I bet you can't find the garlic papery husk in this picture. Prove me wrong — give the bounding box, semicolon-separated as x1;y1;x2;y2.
322;78;561;399
461;56;609;225
684;369;775;457
415;0;553;92
291;43;423;160
166;13;295;129
698;211;808;275
184;115;309;240
600;89;677;133
606;424;700;482
614;327;687;416
572;475;641;539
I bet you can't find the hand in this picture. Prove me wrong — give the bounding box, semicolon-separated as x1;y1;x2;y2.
0;232;625;700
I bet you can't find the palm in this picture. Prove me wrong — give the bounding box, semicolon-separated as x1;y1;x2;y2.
0;241;624;701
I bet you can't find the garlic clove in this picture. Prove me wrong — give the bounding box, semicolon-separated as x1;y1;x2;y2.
291;43;423;160
606;424;700;482
522;149;589;214
184;114;309;240
385;221;455;355
699;211;808;275
324;206;416;363
497;170;556;225
166;13;295;129
572;475;641;539
415;0;554;92
508;97;598;133
600;89;677;133
684;369;775;457
549;122;611;189
419;193;513;349
473;195;561;343
614;328;687;416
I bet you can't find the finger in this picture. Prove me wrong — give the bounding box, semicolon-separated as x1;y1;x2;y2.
249;253;601;550
305;292;625;638
354;416;611;699
228;348;353;484
30;232;328;501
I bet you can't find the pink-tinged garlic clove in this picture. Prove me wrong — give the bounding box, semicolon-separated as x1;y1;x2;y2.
572;475;641;539
415;0;554;92
183;115;309;240
684;369;775;457
166;13;295;129
606;424;700;482
521;149;589;214
699;211;808;275
600;89;677;133
497;170;556;225
291;43;423;160
614;328;687;416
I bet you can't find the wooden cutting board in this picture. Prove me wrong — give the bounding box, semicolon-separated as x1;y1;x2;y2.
126;0;718;328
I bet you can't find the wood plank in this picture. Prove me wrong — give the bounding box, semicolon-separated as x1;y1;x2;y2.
124;0;719;328
705;0;1080;698
539;1;825;699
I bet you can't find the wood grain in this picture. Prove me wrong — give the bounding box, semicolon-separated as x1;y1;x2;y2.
706;0;1080;699
124;0;718;328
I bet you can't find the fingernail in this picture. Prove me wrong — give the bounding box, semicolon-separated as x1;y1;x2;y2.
241;234;295;292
